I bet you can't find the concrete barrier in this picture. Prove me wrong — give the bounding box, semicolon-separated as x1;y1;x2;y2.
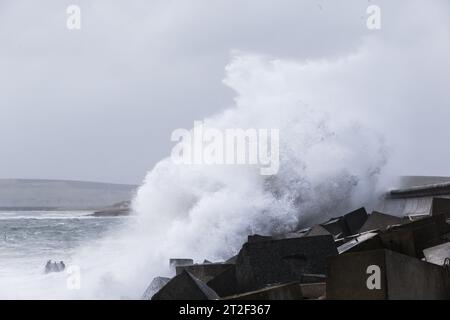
432;197;450;219
235;235;337;292
224;281;304;300
152;270;219;300
321;207;368;238
207;265;239;298
176;263;234;282
359;211;406;233
346;217;446;258
423;242;450;266
142;277;170;300
327;249;450;299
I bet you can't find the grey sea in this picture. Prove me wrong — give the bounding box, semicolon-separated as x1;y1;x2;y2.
0;211;131;299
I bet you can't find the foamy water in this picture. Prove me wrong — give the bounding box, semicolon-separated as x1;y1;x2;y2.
0;211;133;299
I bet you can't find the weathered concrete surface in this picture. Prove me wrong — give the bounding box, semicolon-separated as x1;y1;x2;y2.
359;211;406;233
423;242;450;266
345;215;448;258
142;277;170;300
207;265;239;298
338;232;380;254
327;249;450;300
224;281;304;300
300;273;326;284
432;198;450;219
305;225;331;237
247;234;272;243
152;270;219;300
321;207;368;238
235;235;337;292
176;263;234;282
300;283;326;299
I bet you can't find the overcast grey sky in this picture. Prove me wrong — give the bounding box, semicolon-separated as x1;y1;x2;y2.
1;0;449;184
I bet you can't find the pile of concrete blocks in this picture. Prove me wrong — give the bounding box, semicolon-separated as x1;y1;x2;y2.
143;205;450;300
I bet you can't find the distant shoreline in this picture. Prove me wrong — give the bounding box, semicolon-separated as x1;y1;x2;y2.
0;207;98;212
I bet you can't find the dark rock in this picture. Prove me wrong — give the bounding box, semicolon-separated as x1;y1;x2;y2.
151;270;219;300
327;249;450;299
176;263;234;282
142;277;170;300
44;260;65;274
235;235;337;293
88;200;131;217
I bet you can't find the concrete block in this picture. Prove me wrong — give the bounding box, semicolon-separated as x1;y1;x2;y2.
300;273;326;284
327;249;450;300
432;197;450;219
305;225;331;237
346;217;446;258
235;235;337;292
300;283;326;299
423;242;450;266
224;281;304;300
247;234;272;243
152;270;219;300
321;217;348;238
142;277;170;300
338;232;381;254
358;211;406;233
321;207;368;238
344;207;369;235
207;265;239;298
403;213;449;236
176;263;234;282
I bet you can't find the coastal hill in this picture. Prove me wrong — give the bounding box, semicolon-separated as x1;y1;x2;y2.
0;179;137;211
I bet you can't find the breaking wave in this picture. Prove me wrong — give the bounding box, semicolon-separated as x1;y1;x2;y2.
130;53;387;294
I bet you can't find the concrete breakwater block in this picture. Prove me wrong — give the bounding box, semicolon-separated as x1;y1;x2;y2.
142;277;170;300
344;216;447;258
207;265;239;298
224;281;304;300
423;242;450;266
176;263;234;282
321;207;368;238
358;211;406;233
431;197;450;219
327;249;450;300
152;270;219;300
235;235;338;293
300;283;326;299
